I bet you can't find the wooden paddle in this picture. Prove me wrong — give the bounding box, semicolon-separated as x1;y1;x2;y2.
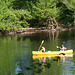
38;40;44;51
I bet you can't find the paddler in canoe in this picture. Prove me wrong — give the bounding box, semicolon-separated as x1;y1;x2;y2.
38;40;46;52
39;46;46;52
39;44;66;52
60;44;65;51
56;44;67;51
38;40;67;52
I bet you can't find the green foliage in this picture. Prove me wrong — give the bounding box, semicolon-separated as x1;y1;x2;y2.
28;0;60;26
56;2;74;25
61;0;75;25
61;0;75;11
0;0;32;31
0;0;75;31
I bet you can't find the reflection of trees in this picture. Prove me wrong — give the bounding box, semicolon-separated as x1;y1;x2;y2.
15;58;51;75
16;54;73;75
17;30;75;42
16;57;51;75
49;30;59;40
17;30;60;42
31;57;51;74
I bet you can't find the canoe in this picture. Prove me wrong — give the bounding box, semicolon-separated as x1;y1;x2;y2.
32;49;73;56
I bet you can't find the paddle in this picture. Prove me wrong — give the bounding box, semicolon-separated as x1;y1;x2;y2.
56;46;60;48
56;46;67;49
38;40;44;51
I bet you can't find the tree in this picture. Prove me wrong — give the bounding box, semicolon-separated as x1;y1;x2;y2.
61;0;75;26
0;0;75;32
0;0;32;31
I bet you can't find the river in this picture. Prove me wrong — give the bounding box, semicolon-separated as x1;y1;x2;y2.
0;30;75;75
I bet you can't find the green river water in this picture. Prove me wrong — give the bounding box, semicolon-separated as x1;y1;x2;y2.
0;30;75;75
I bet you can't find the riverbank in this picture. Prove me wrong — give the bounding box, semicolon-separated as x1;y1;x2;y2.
0;27;75;36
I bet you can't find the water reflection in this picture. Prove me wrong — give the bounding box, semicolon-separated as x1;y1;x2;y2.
31;54;73;74
31;57;51;74
17;30;75;41
17;30;75;51
17;30;59;41
0;30;75;75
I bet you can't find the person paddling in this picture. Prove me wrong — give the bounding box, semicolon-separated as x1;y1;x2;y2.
60;44;65;51
40;46;45;52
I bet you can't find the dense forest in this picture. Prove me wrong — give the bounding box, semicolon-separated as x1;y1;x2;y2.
0;0;75;31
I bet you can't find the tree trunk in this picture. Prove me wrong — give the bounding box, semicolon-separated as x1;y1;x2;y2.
53;16;58;28
50;16;55;30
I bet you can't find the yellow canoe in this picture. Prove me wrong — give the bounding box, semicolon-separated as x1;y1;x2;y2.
32;49;73;56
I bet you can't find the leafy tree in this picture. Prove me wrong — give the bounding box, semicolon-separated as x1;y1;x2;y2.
61;0;75;25
0;0;32;31
28;0;60;27
0;0;75;32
